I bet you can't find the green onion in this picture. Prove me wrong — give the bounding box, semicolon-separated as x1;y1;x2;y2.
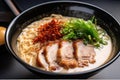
60;18;108;47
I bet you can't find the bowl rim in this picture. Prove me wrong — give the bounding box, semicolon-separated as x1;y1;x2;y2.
5;0;120;76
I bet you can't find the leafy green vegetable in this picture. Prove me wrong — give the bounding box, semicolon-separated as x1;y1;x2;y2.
60;18;107;47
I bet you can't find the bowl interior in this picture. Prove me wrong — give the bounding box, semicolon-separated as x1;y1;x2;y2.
6;1;120;75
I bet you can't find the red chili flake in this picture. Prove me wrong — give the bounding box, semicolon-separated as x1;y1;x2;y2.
33;18;63;43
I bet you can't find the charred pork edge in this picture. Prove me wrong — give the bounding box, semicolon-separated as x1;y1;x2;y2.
57;40;62;63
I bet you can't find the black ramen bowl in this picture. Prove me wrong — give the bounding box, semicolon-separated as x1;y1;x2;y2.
5;1;120;79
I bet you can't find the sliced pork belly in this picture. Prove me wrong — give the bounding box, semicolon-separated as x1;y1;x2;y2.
44;42;62;71
37;40;96;71
37;47;49;70
74;40;96;67
57;41;78;69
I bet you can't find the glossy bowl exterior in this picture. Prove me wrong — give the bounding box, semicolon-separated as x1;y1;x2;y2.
5;1;120;79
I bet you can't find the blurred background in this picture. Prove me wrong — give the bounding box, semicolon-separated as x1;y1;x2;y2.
0;0;120;79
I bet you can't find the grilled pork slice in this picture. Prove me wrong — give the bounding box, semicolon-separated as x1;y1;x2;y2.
74;40;96;67
44;41;62;71
57;41;78;69
37;47;49;70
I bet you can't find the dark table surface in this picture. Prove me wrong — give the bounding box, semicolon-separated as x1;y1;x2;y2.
0;0;120;79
